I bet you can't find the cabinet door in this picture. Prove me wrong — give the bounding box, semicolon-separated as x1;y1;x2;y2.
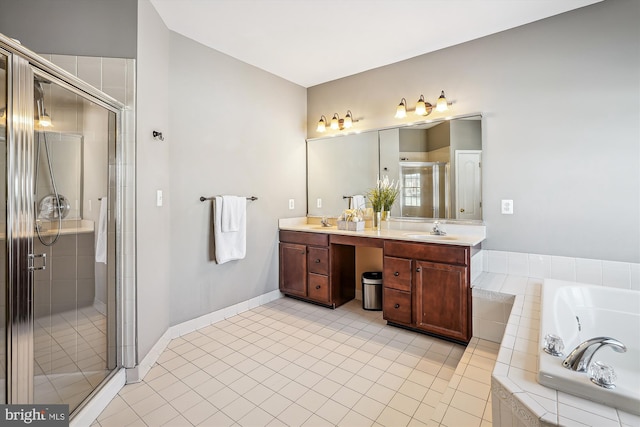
414;260;470;342
279;243;307;297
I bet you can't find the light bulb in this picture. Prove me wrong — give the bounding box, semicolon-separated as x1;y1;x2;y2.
317;116;326;132
415;95;426;116
436;91;448;112
395;99;407;118
330;114;340;130
39;112;52;127
344;111;353;128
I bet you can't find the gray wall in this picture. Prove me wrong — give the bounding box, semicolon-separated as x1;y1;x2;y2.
0;0;137;58
307;0;640;263
167;33;307;325
136;0;171;360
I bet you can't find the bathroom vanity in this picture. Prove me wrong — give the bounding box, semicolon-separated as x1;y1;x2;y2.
278;219;484;344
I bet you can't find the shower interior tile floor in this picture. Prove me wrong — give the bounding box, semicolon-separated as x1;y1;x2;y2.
34;305;110;410
93;297;497;427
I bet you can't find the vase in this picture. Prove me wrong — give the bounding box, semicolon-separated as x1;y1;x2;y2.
382;210;391;221
373;211;382;230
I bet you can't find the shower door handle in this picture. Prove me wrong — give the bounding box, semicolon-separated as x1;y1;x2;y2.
28;253;47;271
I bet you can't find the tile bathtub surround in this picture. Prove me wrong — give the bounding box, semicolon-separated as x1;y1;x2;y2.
93;298;469;427
480;273;640;427
483;250;640;291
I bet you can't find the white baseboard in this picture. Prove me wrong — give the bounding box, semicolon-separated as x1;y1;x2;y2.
70;368;126;427
127;289;283;383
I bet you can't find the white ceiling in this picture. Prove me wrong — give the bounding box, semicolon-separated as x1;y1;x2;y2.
150;0;601;88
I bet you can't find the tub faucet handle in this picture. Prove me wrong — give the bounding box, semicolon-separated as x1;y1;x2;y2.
562;337;626;372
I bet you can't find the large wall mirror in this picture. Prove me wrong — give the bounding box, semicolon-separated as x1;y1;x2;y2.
307;114;482;222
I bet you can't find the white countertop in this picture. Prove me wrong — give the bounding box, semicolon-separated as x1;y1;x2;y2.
279;217;486;247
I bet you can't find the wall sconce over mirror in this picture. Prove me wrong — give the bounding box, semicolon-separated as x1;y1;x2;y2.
395;90;452;118
317;110;358;133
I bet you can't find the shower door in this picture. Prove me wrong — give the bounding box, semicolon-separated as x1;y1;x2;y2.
2;41;121;414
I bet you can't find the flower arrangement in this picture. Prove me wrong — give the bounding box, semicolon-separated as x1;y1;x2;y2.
367;175;400;212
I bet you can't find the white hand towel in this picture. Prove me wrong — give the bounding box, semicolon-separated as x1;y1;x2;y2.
221;195;244;232
213;196;246;264
352;195;366;210
95;197;108;264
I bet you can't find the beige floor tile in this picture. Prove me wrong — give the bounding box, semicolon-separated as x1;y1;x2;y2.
183;399;217;425
138;403;179;426
316;398;350;425
277;402;312;426
339;410;375;427
353;396;386;421
440;406;482;427
332;386;364;408
449;390;487;418
261;393;293;418
388;392;420;417
296;389;328;413
377;406;411;427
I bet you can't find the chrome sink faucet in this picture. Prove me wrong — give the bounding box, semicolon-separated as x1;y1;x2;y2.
320;216;331;227
431;221;446;236
562;337;627;372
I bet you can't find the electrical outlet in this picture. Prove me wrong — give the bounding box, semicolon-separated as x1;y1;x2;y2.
501;199;513;214
316;198;322;208
289;199;295;210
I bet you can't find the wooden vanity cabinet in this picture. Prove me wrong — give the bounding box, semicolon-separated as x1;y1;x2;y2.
279;230;333;306
383;240;472;343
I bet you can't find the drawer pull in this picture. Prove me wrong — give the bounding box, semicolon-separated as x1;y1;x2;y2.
394;303;400;309
416;267;422;272
394;272;399;276
315;285;321;290
301;250;305;254
315;259;321;263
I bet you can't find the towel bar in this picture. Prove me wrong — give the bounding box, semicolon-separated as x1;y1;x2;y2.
200;196;258;202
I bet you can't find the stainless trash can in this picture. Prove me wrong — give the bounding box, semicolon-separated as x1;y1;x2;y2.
362;271;382;311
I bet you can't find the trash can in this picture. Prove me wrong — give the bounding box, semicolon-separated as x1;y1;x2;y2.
362;271;383;311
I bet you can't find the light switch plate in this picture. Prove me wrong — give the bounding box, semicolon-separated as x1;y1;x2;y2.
501;199;513;214
156;190;163;207
288;199;295;210
316;198;322;208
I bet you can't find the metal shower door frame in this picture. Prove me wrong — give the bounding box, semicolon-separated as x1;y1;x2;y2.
1;34;128;406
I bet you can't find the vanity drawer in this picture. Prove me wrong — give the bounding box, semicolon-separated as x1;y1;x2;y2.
383;256;412;292
308;273;330;303
279;230;329;247
383;288;411;325
385;240;468;266
308;247;329;275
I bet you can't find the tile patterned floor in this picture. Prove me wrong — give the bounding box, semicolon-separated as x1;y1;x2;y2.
35;304;111;411
93;297;497;427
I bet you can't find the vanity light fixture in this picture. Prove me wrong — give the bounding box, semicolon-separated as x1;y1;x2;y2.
317;111;358;132
395;90;452;118
317;115;327;132
330;113;340;130
395;98;407;118
415;95;432;116
436;90;449;112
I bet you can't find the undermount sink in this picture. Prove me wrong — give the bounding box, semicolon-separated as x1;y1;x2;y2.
403;233;458;241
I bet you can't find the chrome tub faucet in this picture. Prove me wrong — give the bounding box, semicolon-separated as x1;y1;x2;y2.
562;337;627;372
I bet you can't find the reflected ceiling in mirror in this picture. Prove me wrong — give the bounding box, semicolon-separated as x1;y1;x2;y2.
307;114;482;221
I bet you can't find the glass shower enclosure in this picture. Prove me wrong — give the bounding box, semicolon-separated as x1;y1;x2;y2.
399;161;450;219
1;35;122;414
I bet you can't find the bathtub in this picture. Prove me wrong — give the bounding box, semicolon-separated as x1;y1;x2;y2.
538;279;640;415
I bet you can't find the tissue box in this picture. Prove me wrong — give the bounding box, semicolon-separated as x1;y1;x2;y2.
337;220;364;231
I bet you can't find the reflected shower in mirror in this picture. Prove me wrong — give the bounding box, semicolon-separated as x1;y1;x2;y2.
307;114;482;221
